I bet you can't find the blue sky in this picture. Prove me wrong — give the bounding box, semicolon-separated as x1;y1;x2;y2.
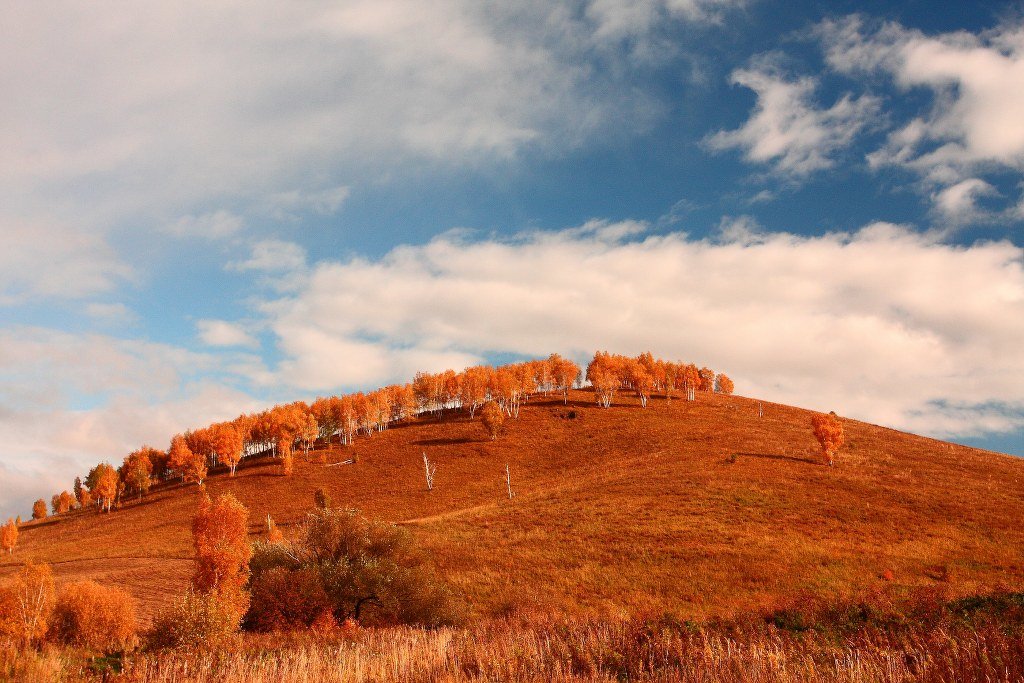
1;0;1022;517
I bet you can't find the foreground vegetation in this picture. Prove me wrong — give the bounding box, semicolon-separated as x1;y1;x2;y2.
5;597;1024;682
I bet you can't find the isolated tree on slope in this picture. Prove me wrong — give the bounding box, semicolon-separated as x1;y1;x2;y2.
1;518;18;554
715;373;734;395
192;492;251;623
480;401;505;440
32;499;47;521
812;411;845;467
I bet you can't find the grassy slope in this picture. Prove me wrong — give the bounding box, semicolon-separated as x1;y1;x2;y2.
3;390;1023;625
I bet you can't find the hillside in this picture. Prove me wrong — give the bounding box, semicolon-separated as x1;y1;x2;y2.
4;389;1024;625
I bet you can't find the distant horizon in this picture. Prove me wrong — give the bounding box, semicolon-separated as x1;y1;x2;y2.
1;0;1021;518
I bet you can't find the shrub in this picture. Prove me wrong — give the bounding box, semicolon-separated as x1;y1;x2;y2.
51;580;137;652
146;590;240;653
313;488;332;510
247;567;331;632
246;508;458;630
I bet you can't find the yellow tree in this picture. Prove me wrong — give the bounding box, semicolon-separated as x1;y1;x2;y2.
31;499;47;520
1;518;18;554
551;354;580;405
480;401;505;440
812;411;845;467
716;373;734;395
10;562;55;647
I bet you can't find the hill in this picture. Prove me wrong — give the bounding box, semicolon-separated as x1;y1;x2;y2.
3;389;1023;626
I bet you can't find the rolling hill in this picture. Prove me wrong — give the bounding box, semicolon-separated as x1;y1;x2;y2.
3;389;1023;626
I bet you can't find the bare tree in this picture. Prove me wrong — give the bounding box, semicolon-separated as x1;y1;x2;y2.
423;453;436;491
505;463;514;500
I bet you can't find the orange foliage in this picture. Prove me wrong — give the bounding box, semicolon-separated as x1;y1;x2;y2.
90;463;119;513
169;434;207;485
266;515;283;543
1;518;17;555
210;423;244;476
122;447;157;499
51;580;137;652
812;411;845;467
31;499;47;520
248;567;331;632
192;493;251;623
52;490;74;515
716;373;735;395
480;401;505;441
6;562;55;647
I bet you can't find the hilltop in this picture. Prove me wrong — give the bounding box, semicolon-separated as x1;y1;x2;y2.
3;388;1023;626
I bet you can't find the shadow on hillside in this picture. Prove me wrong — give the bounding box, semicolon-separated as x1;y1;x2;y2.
735;452;820;466
414;437;479;447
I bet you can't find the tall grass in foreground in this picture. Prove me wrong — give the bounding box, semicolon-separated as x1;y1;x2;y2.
8;619;1023;683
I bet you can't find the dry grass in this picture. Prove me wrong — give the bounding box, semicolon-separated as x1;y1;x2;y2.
7;616;1024;682
3;390;1024;627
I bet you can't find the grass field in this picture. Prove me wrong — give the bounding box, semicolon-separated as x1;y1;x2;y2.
4;388;1023;629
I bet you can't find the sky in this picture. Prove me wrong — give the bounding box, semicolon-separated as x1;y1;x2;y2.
1;0;1022;518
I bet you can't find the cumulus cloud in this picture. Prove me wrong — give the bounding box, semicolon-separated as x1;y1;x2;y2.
196;320;259;348
259;222;1024;443
707;59;880;176
932;178;999;226
819;16;1024;218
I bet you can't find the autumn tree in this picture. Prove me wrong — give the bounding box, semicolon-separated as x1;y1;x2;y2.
586;352;619;408
627;359;654;408
682;364;700;401
122;447;156;499
812;411;845;467
73;477;84;506
169;434;207;485
209;423;244;476
698;367;715;392
8;562;55;647
550;354;581;405
58;490;74;514
89;463;119;513
298;412;319;458
1;518;17;554
192;493;252;624
480;401;505;441
459;366;491;418
311;397;341;446
32;499;47;521
716;373;734;395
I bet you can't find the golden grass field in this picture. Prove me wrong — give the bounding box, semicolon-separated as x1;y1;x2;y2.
4;388;1023;630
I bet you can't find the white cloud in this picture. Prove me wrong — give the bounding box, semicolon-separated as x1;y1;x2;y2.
0;222;132;305
165;210;244;239
196;320;259;348
0;327;263;517
707;60;880;176
227;240;307;273
586;0;745;39
258;222;1024;444
820;16;1024;218
932;178;999;226
266;185;351;217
